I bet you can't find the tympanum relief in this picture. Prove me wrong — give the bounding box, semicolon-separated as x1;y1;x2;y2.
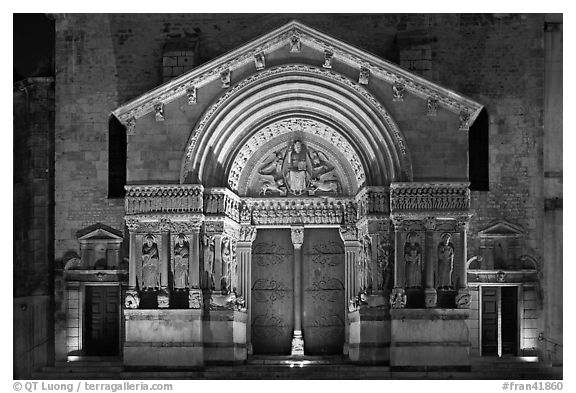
256;139;341;197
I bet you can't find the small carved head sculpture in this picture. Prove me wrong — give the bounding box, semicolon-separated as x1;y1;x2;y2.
293;140;302;153
145;234;155;247
440;232;452;245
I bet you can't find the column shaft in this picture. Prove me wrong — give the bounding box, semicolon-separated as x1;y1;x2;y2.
128;232;137;288
393;231;404;288
213;235;223;291
457;230;468;288
160;232;170;288
189;229;200;288
425;232;435;288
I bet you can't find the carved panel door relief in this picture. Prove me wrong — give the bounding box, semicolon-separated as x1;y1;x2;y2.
251;229;294;355
302;228;345;355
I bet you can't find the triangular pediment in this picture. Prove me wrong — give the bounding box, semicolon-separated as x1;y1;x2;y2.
478;220;524;238
112;20;483;130
77;223;123;241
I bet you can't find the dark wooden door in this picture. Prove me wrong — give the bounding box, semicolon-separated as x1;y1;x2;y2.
302;229;345;355
251;229;294;355
501;286;518;356
85;286;119;356
481;287;498;356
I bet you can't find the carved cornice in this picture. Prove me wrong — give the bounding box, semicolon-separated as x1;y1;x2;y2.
112;21;482;130
228;118;366;191
125;184;204;215
390;182;470;213
203;187;240;222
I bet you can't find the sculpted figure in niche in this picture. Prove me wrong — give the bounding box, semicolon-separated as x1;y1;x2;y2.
173;234;189;290
360;237;372;292
221;237;231;293
141;235;160;290
377;240;393;293
404;232;422;288
202;234;215;290
437;233;455;289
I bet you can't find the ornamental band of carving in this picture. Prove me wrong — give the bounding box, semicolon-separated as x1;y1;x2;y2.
125;185;204;215
390;183;470;212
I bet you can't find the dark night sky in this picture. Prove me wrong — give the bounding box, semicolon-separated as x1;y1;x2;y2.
13;13;54;81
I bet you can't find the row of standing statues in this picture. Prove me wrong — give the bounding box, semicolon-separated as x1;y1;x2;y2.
138;230;457;298
138;234;237;293
357;231;456;295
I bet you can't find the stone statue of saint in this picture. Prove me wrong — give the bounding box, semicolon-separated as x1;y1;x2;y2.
202;234;215;290
221;237;231;293
141;235;160;290
360;237;372;292
404;232;422;288
376;240;393;293
173;234;189;290
437;233;455;289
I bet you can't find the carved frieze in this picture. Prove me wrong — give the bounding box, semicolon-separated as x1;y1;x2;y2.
228;117;366;192
125;184;204;215
239;226;257;243
154;103;165;121
355;186;390;218
245;198;349;226
390;182;470;213
203;188;240;222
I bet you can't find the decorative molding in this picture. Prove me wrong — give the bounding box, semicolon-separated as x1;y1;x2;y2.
228;117;366;192
125;184;204;215
390;182;470;213
124;215;204;233
323;50;333;68
186;87;197;105
154;103;165;121
254;52;266;70
112;21;483;129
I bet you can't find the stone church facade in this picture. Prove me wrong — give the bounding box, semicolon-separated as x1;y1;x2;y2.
13;14;562;378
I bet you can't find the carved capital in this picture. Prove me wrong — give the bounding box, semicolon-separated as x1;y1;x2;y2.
154;102;165;121
239;226;257;243
159;218;171;232
339;225;358;242
125;217;140;232
291;227;304;248
187;86;197;105
323;50;333;68
359;66;370;85
424;216;437;231
455;217;470;232
254;52;266;71
220;69;231;88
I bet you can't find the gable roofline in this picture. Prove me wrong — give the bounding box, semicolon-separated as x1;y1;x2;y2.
478;220;525;238
112;20;483;130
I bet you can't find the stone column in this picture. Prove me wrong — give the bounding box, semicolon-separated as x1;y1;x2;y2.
290;226;305;356
424;218;437;308
238;225;256;354
125;230;140;309
390;222;406;309
188;225;203;309
157;229;170;308
455;218;470;309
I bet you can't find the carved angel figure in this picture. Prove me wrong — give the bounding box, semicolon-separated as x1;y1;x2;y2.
140;235;160;290
404;232;422;288
437;233;455;289
173;234;189;290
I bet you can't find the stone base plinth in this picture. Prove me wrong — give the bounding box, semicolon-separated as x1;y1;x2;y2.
202;309;247;363
390;308;470;369
124;309;204;367
348;307;391;364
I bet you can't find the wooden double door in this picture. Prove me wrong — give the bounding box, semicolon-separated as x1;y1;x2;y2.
251;228;345;355
84;285;120;356
481;286;518;356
